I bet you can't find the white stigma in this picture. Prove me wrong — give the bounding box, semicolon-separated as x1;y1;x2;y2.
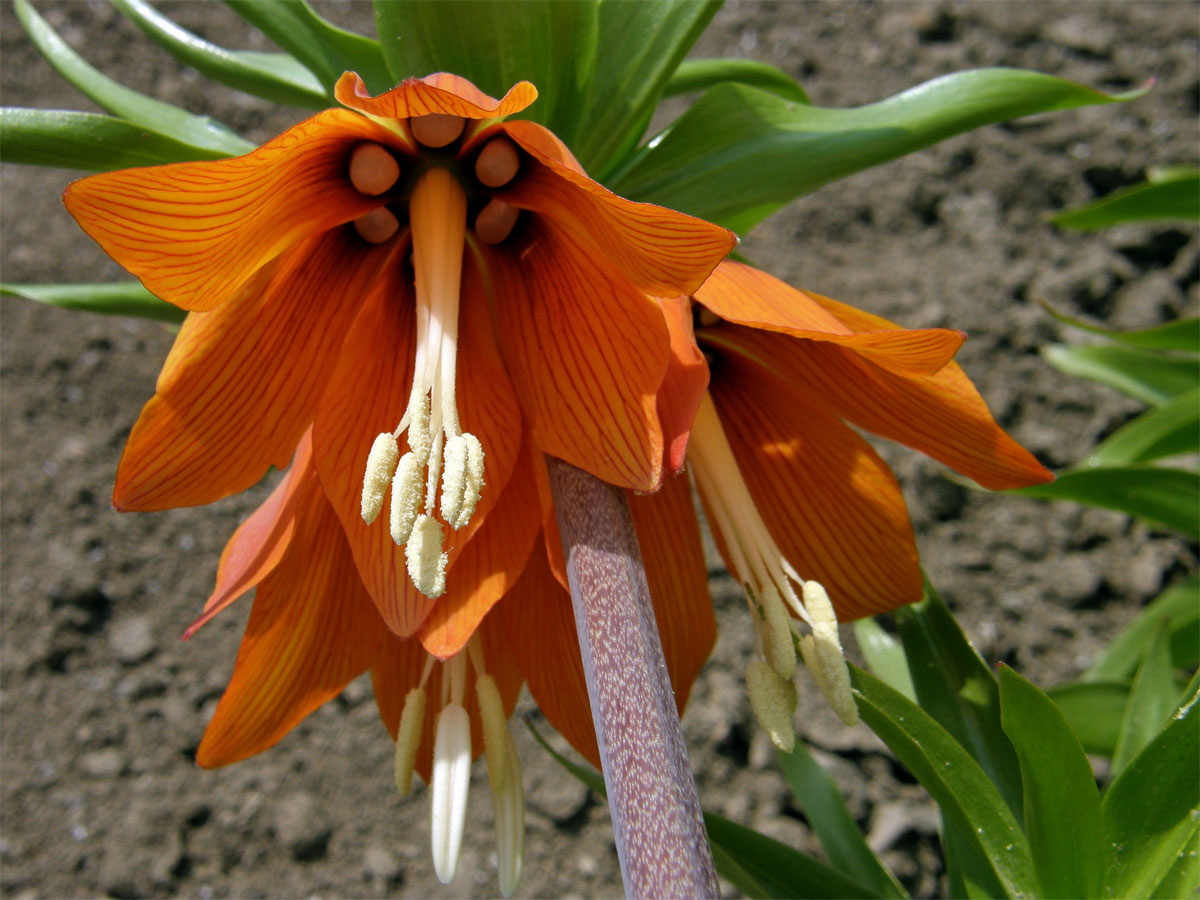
430;702;471;884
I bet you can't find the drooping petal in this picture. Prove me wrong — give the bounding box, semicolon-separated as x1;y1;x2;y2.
657;295;710;474
313;254;522;635
495;121;737;298
371;611;522;785
470;225;668;491
696;262;964;377
113;231;400;512
335;72;537;121
710;359;923;621
195;456;385;767
63;109;396;312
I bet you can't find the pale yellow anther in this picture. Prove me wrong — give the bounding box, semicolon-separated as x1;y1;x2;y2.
474;674;509;794
746;658;797;753
439;434;469;528
411;113;466;148
493;728;525;898
393;686;427;797
361;432;400;525
406;515;447;598
349;142;400;196
475;137;520;188
759;583;797;682
475;199;519;245
406;391;432;464
454;433;485;530
390;452;424;545
798;581;859;726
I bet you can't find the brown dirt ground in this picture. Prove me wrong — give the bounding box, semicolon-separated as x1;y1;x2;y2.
2;2;1197;898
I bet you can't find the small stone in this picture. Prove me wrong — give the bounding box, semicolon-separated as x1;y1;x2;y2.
272;791;331;862
108;615;156;664
79;747;125;778
364;843;403;882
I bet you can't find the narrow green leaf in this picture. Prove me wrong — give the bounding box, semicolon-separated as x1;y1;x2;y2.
1;107;233;170
15;0;250;156
1;281;185;323
1047;680;1132;757
894;584;1025;821
1042;344;1198;407
1050;169;1200;229
664;57;809;103
850;665;1040;899
1039;305;1200;352
1087;387;1200;466
1013;466;1200;537
853;617;916;701
113;0;328;109
612;68;1144;233
1147;821;1200;900
1102;684;1200;899
1111;621;1181;775
227;0;391;94
1086;577;1200;682
777;743;909;899
998;665;1105;899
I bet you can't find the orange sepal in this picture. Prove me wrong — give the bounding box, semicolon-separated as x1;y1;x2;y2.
335;72;536;121
657;296;710;474
195;461;385;767
471;224;668;491
63;109;395;312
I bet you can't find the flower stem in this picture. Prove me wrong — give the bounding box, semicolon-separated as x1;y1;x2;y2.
546;457;718;899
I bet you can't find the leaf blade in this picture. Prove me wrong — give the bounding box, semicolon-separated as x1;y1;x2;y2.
1050;169;1200;229
1;281;185;323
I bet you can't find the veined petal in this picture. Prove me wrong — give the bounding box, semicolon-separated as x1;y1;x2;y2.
313;255;522;635
63;109;395;312
113;230;400;512
711;360;923;621
195;459;385;767
696;262;964;377
658;296;710;474
470;224;668;491
495;121;736;298
371;611;522;785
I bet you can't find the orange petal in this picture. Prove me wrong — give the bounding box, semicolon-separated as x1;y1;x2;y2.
418;440;543;659
195;460;385;767
696;262;964;377
113;230;399;512
710;322;1052;491
529;451;570;591
657;295;710;474
183;433;315;639
63;109;396;312
371;611;522;785
628;472;716;711
470;224;668;491
496;121;737;298
710;359;923;621
335;72;536;121
312;253;522;635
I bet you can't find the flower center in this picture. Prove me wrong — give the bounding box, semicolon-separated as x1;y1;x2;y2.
688;391;859;739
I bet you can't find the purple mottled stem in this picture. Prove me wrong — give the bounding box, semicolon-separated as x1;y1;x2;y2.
546;457;718;900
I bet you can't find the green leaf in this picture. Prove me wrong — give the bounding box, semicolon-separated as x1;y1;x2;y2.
777;742;909;899
894;584;1025;821
1013;466;1200;537
0;108;232;170
1085;577;1200;681
226;0;391;95
664;58;809;103
1111;621;1181;775
1046;680;1131;757
113;0;329;109
850;665;1040;899
1087;387;1200;466
998;665;1105;900
611;68;1144;234
1039;305;1200;352
1102;684;1200;899
1050;169;1200;229
1041;344;1198;407
1;281;185;323
15;0;251;156
1148;827;1200;900
853;617;916;702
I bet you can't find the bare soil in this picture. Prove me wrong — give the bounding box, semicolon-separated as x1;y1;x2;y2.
2;2;1197;898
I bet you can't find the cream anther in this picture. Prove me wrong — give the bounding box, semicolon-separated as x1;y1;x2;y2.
475;674;509;793
361;432;399;524
393;686;427;797
759;584;797;681
798;582;859;726
475;137;520;187
440;433;469;528
405;391;432;463
475;199;520;244
411;113;466;148
390;452;424;545
746;658;797;753
349;142;400;195
430;702;471;884
493;728;525;898
406;515;447;598
455;433;485;529
353;206;399;243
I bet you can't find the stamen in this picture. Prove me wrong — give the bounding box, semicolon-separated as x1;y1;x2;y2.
455;433;485;530
759;583;797;682
405;390;432;464
440;434;469;528
474;199;520;245
475;674;509;793
389;452;424;545
430;702;472;884
474;137;520;187
745;658;797;753
353;206;400;244
349;142;400;195
393;686;427;797
361;432;400;524
492;728;525;898
406;514;447;598
411;113;466;148
797;582;859;726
